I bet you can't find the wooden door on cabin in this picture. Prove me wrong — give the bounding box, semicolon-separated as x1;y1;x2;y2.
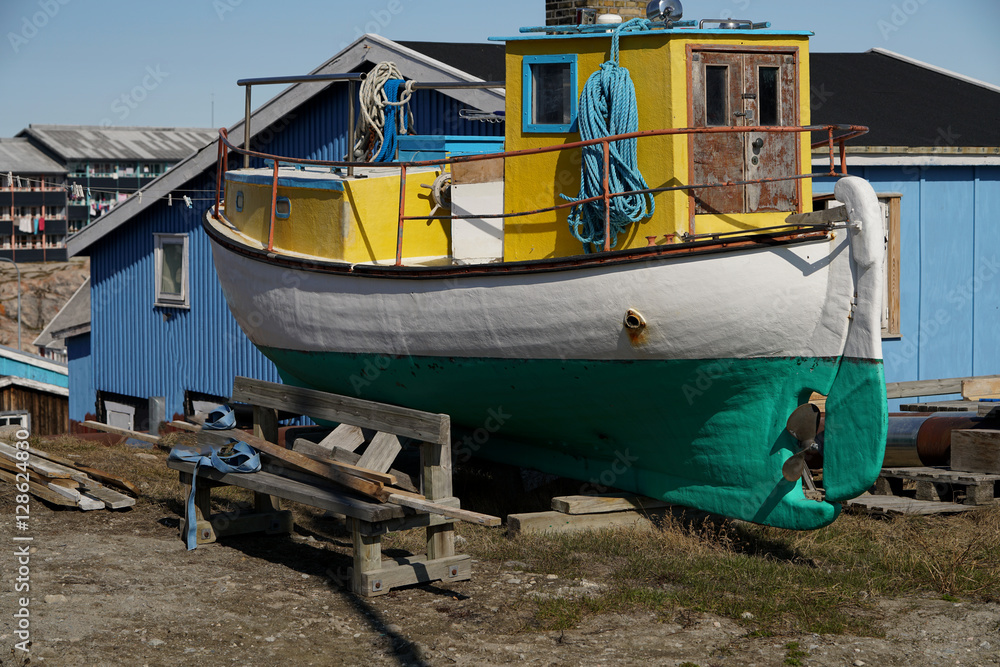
690;50;799;215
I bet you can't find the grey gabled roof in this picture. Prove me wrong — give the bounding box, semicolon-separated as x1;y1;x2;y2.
0;138;66;175
66;34;505;257
17;125;218;163
36;278;90;345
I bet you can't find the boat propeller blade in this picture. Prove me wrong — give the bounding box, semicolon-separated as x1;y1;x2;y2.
783;404;821;484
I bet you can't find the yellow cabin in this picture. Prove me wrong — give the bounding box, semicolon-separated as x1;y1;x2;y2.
222;17;823;266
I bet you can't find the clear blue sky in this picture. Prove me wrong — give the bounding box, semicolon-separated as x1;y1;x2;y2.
1;0;998;137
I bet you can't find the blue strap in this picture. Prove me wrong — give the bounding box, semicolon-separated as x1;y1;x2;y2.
374;79;408;162
168;441;261;550
202;404;236;430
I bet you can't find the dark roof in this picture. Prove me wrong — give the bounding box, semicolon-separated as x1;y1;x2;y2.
398;41;507;82
38;278;90;344
399;43;1000;149
0;138;66;175
18;125;218;162
811;50;1000;148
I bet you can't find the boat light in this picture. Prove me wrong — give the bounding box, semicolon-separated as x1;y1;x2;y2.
646;0;683;22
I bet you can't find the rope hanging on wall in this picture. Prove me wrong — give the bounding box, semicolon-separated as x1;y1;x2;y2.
350;61;416;162
562;18;656;252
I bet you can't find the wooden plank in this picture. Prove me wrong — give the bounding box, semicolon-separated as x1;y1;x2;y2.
356;432;401;474
886;195;901;337
887;374;1000;400
168;460;405;523
80;482;136;509
72;465;139;496
195;428;390;501
46;482;81;501
77;493;107;511
0;442;85;481
318;424;366;453
387;492;500;527
880;466;1000;483
0;468;77;507
231;376;450;445
288;439;399;487
844;493;978;516
81;420;161;445
507;509;668;536
551;494;671;515
951;429;1000;475
292;442;417;493
899;400;980;413
962;378;1000;400
978;401;1000;418
356;554;471;598
168;420;201;433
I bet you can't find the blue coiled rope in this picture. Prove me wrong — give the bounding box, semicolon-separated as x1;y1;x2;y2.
562;18;656;252
374;79;408;162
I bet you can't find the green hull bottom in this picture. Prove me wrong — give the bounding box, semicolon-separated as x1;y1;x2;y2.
261;348;887;530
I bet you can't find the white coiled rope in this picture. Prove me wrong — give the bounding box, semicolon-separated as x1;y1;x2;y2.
351;62;416;162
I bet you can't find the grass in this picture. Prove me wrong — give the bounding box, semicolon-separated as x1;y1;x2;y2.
454;503;1000;638
21;436;1000;639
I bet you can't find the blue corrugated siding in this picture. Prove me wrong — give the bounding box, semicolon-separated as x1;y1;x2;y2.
81;84;502;421
67;333;93;421
816;165;1000;410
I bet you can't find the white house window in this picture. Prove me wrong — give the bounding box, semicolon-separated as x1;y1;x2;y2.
154;233;190;308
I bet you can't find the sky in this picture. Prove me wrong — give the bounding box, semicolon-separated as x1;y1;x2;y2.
1;0;998;137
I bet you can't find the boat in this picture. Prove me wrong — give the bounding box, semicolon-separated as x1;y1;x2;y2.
203;4;888;530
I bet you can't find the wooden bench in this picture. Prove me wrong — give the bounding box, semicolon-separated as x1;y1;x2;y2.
167;376;492;597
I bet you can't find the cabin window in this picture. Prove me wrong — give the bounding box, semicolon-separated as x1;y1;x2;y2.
705;65;729;126
235;190;244;212
154;233;190;309
758;66;780;126
522;55;578;133
275;196;291;219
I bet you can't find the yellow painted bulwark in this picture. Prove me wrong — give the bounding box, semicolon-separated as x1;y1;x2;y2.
504;32;812;261
224;169;449;263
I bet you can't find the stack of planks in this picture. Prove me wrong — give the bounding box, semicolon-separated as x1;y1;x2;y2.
507;494;673;536
0;440;137;511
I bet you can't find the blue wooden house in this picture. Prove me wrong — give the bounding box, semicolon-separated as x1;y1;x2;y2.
58;33;1000;430
810;48;1000;409
59;35;504;431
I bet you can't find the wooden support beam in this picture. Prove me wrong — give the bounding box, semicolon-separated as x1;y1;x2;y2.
886;374;1000;400
355;553;471;597
962;378;1000;400
231;376;450;445
319;424;366;453
81;420;161;445
507;509;668;536
551;494;671;515
290;439;404;488
951;429;1000;475
356;432;402;474
386;493;501;527
196;428;390;501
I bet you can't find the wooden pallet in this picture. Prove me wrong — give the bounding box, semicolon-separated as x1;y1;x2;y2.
872;466;1000;506
845;493;980;516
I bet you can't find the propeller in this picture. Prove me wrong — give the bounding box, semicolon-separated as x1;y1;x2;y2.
782;403;821;489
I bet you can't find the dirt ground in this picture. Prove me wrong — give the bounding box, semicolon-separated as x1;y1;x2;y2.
1;485;998;667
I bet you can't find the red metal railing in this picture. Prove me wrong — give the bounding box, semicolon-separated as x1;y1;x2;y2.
213;123;868;263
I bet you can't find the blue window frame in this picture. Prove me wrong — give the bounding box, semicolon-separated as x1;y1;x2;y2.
522;54;578;133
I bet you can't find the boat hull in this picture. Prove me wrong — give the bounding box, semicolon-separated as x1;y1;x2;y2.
205;177;889;530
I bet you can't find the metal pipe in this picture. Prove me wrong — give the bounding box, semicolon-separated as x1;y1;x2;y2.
267;161;279;252
602;140;611;252
395;165;407;266
238;73;364;87
347;80;356;178
0;258;20;351
885;412;990;467
244;85;252;169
